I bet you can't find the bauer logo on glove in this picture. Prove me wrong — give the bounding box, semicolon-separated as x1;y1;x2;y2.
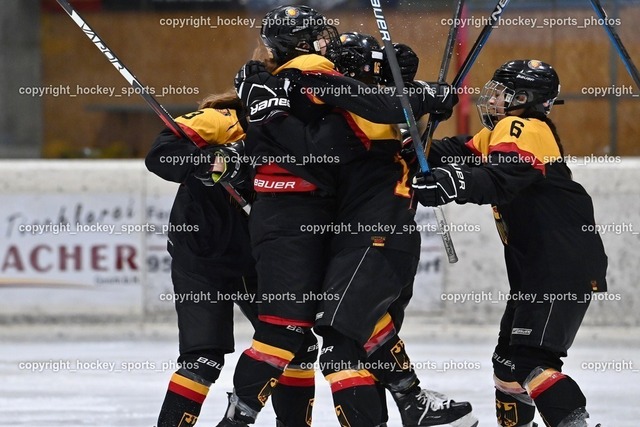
411;163;471;207
235;63;292;125
248;94;290;120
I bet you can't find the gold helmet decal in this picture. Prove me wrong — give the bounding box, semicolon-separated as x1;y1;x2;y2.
285;7;299;18
528;60;543;70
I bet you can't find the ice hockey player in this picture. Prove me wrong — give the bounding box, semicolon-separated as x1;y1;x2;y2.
412;59;607;427
145;91;317;427
318;31;478;427
217;2;462;425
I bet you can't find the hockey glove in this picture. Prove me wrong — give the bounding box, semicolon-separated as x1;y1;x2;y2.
411;163;470;207
408;81;458;121
236;71;291;125
234;60;267;92
193;141;247;188
381;43;419;84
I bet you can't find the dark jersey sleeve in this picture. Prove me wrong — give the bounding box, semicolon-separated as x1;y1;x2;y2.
427;135;475;167
145;128;199;184
462;152;544;205
282;69;439;124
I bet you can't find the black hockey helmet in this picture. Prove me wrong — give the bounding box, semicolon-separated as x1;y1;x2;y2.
260;5;341;65
328;32;383;84
477;59;560;130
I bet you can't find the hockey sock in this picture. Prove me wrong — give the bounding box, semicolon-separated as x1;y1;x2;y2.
326;369;381;427
495;389;536;426
375;380;389;425
272;329;318;427
319;329;381;427
524;368;587;427
157;369;210;427
232;339;296;418
364;314;418;393
272;364;315;427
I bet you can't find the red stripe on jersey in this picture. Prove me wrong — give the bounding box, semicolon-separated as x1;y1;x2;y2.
489;142;546;174
528;371;567;399
278;375;316;387
329;376;375;393
178;123;209;148
335;108;372;150
244;348;290;369
364;321;395;354
258;314;314;327
168;381;207;404
465;139;483;157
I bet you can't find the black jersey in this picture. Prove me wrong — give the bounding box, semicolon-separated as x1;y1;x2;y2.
246;54;440;194
145;108;254;279
429;117;607;291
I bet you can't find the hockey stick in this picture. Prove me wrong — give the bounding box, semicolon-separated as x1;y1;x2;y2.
450;0;511;90
421;0;466;157
422;0;511;153
589;0;640;90
55;0;251;214
422;0;512;145
370;0;458;263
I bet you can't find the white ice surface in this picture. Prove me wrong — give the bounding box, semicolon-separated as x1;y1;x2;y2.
1;321;638;427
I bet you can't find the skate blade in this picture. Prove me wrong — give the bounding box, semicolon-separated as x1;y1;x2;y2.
432;413;479;427
406;413;479;427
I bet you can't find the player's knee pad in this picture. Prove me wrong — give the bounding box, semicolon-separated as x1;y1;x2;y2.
289;329;319;366
252;321;308;357
507;345;562;384
177;349;226;385
494;374;535;427
319;328;366;377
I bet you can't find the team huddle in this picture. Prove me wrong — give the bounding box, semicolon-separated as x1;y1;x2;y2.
146;4;607;427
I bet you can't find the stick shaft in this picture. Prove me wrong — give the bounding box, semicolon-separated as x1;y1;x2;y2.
589;0;640;89
56;0;250;213
370;1;458;263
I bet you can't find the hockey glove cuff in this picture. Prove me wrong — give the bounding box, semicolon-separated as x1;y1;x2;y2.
234;60;267;92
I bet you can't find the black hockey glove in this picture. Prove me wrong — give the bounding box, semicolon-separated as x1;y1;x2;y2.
234;60;267;92
411;163;471;207
381;43;419;84
407;81;458;121
236;71;291;125
193;141;247;188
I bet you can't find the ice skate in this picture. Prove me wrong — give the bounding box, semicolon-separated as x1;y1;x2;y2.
392;387;479;427
557;407;602;427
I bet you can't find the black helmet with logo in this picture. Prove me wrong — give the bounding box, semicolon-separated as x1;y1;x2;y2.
477;59;560;129
328;32;383;84
260;5;341;65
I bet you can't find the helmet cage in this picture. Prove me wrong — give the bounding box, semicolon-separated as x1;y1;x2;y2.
477;79;559;130
476;80;513;130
